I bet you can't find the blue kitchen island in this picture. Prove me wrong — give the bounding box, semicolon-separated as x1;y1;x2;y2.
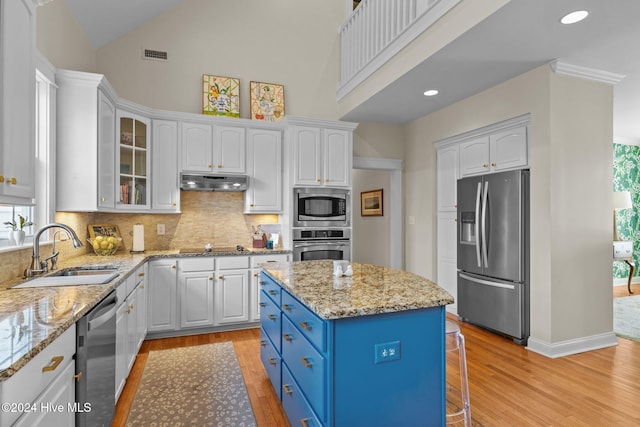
260;260;454;427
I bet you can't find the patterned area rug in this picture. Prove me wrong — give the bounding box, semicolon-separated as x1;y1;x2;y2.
126;342;257;427
614;295;640;342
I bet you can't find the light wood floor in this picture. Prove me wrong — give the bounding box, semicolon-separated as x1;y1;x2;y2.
113;290;640;426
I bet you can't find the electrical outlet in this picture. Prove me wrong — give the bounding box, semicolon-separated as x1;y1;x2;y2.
157;224;165;235
374;341;401;364
408;216;415;225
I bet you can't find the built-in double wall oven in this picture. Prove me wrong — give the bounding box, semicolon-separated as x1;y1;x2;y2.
293;187;351;261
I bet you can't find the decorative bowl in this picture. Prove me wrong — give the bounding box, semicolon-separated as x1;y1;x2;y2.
88;236;122;256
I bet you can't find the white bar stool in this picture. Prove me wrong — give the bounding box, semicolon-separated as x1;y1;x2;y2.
445;320;472;426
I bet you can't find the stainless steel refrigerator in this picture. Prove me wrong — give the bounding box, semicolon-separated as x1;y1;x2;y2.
457;169;529;345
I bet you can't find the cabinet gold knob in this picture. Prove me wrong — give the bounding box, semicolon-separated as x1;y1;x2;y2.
250;204;254;207
138;273;145;277
172;265;176;269
172;202;176;206
325;178;329;182
253;273;259;277
217;164;222;168
101;197;106;202
207;164;212;168
141;284;144;288
483;164;488;168
73;372;83;382
0;175;4;183
219;275;224;280
8;177;17;185
209;277;213;281
491;162;497;167
317;178;321;182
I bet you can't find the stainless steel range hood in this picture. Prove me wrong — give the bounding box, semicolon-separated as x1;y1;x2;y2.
180;173;248;192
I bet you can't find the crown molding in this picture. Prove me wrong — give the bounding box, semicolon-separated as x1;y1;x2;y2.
550;60;625;85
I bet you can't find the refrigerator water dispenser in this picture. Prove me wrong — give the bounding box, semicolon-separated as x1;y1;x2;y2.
460;212;476;244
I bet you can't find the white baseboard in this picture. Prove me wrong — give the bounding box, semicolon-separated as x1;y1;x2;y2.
527;332;618;358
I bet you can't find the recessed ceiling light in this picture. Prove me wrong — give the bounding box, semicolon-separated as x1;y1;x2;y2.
560;10;589;25
423;89;439;97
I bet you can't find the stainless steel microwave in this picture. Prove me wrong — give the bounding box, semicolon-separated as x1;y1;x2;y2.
293;187;350;227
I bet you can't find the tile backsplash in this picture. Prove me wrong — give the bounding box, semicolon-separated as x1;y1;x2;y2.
0;192;278;282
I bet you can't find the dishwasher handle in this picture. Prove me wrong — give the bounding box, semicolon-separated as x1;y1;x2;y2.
88;293;118;331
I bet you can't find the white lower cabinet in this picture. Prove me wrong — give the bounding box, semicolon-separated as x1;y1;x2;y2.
250;254;290;321
0;325;76;427
147;258;178;332
116;265;147;401
215;257;250;325
179;258;215;329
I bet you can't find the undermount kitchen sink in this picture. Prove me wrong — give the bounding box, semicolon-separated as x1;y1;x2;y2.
12;266;120;289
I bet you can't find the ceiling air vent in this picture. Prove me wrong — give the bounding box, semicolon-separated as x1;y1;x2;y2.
142;48;168;61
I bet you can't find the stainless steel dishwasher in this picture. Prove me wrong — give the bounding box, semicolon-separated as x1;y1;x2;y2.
76;290;118;427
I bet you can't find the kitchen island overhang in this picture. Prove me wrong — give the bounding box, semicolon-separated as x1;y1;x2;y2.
260;260;454;427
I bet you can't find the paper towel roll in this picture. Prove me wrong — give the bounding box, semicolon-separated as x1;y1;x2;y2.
132;224;145;252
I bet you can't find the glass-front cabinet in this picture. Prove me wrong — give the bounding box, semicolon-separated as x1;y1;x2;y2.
116;110;150;210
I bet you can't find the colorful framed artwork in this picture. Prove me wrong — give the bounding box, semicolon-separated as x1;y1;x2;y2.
361;189;383;216
202;74;240;117
250;81;285;122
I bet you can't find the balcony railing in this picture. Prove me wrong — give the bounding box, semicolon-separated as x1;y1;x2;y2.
338;0;461;100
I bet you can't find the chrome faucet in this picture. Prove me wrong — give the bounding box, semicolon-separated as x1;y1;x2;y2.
26;223;83;278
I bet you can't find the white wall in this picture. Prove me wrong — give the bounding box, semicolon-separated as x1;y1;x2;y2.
352;169;391;267
404;63;614;348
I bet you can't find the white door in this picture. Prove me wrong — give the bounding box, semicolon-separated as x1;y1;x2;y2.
98;90;116;209
490;126;528;172
215;269;250;324
246;128;282;212
147;259;178;332
323;128;351;187
152;120;179;211
459;136;489;177
214;125;245;173
293;126;322;186
181;122;213;171
180;271;215;328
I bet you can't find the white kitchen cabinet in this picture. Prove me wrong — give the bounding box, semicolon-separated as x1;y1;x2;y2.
245;128;282;213
0;0;36;204
56;70;119;211
181;122;245;173
436;144;458;212
459;125;527;177
215;256;250;325
115;296;128;400
135;268;147;350
179;257;215;329
116;109;151;210
147;258;178;333
152;120;180;211
0;324;76;427
291;124;352;187
437;211;458;314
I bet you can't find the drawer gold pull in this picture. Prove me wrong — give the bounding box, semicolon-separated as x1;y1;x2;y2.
268;357;277;366
73;371;83;382
260;340;267;347
171;265;176;269
268;290;277;296
300;357;313;368
219;275;225;280
300;419;310;427
268;314;277;321
299;321;312;331
283;384;293;396
138;273;145;277
141;284;145;289
259;303;267;308
8;177;17;185
254;273;259;277
283;334;293;342
42;356;64;372
282;304;292;312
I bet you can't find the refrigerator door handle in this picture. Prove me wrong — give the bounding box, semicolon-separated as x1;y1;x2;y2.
459;273;516;290
474;181;482;268
481;181;489;268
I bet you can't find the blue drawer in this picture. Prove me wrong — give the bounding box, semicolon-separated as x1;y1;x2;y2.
260;328;282;400
259;272;282;306
282;316;326;421
282;290;326;353
260;290;282;352
282;364;322;427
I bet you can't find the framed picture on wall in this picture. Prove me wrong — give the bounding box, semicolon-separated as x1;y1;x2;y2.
250;81;285;121
202;74;240;117
361;189;383;216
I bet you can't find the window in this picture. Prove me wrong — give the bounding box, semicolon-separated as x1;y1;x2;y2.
0;66;55;249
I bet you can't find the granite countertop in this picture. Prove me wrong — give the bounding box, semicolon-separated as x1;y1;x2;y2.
262;260;454;320
0;247;290;381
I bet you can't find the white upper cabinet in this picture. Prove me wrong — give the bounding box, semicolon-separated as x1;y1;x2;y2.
181;122;245;174
290;120;355;188
0;0;36;204
152;120;180;212
116;110;151;210
459;125;527;177
246;128;282;213
56;70;118;212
